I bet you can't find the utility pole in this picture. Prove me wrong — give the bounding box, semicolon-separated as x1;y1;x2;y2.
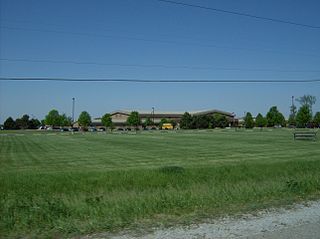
152;107;155;124
72;98;75;123
290;96;296;116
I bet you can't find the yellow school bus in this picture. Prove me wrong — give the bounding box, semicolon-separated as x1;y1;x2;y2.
161;123;173;130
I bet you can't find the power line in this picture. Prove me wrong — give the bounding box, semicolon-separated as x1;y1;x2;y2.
1;77;320;83
156;0;320;29
2;18;316;52
1;26;319;58
1;58;320;73
1;18;223;44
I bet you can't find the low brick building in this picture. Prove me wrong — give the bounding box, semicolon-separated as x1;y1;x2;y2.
92;109;237;129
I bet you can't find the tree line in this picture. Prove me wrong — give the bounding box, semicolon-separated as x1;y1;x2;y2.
2;94;319;130
3;115;41;130
243;95;320;128
2;110;92;130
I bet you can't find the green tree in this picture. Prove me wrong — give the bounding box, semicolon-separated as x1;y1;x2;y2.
314;112;320;127
255;113;267;128
16;114;30;129
126;111;141;128
45;109;61;127
170;119;177;128
266;106;285;127
78;111;92;129
244;112;254;129
290;104;297;117
296;105;312;128
296;95;316;113
199;115;210;129
277;113;286;127
101;113;113;130
287;114;296;127
143;117;153;127
60;114;72;127
4;117;16;130
212;114;229;128
191;115;211;129
28;118;41;129
180;112;193;129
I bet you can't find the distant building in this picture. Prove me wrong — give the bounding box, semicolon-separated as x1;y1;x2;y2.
92;109;237;129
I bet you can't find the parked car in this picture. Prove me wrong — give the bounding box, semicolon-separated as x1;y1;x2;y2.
69;127;79;132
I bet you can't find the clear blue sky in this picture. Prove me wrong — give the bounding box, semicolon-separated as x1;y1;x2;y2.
1;0;320;123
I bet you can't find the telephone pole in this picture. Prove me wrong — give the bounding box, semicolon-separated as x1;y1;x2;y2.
72;97;75;123
290;96;296;116
152;107;155;124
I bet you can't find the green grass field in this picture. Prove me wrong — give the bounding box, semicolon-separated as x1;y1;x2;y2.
1;129;320;238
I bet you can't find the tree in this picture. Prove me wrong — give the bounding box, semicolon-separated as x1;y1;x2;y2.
287;114;296;127
4;117;16;130
290;104;297;117
296;95;316;113
255;113;267;128
180;112;193;129
169;119;177;128
266;106;285;127
212;114;229;128
277;113;286;127
28;118;41;129
59;114;72;127
45;109;61;127
126;111;141;128
288;99;297;127
101;113;113;129
314;112;320;128
143;117;153;127
191;115;210;129
296;105;312;128
244;112;254;129
16;114;30;129
78;111;92;129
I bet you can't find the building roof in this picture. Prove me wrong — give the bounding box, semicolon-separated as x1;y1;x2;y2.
111;109;234;116
93;109;235;122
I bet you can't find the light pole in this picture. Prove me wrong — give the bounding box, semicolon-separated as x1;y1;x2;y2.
72;98;75;124
152;107;155;125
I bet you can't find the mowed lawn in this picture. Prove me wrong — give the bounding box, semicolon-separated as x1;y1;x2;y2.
1;129;320;238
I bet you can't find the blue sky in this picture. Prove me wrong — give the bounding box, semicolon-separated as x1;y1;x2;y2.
1;0;320;123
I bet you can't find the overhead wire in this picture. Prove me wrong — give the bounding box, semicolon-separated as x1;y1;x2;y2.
2;2;320;82
1;26;319;58
156;0;320;29
1;58;320;73
1;77;320;83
